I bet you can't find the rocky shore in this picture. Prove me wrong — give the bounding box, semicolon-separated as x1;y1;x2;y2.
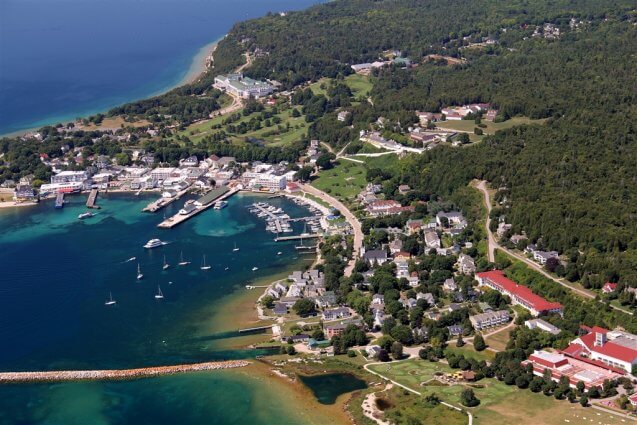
0;360;250;384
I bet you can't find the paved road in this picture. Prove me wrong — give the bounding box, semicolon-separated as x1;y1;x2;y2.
363;360;473;425
474;180;634;316
299;183;363;277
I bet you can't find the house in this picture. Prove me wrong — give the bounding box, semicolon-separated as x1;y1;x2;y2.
497;222;512;237
443;278;457;292
337;111;351;122
436;211;464;227
288;334;310;343
325;324;349;339
602;282;618;294
470;310;510;330
372;294;385;306
563;326;637;373
393;251;411;262
315;291;337;308
629;393;637;407
398;185;411;195
401;298;418;310
322;307;351;321
389;239;404;254
366;200;414;217
457;254;476;275
425;311;441;321
522;350;625;390
13;184;37;202
273;303;288;315
417;292;435;306
447;325;464;336
180;156;199;167
447;303;462;313
363;250;388;266
475;270;563;317
405;219;424;235
279;296;301;308
533;250;559;265
525;319;561;335
424;230;441;249
366;345;382;358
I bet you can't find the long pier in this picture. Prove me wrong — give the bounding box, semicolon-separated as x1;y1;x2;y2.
274;233;321;242
0;360;250;384
86;189;100;209
238;325;273;333
157;187;236;229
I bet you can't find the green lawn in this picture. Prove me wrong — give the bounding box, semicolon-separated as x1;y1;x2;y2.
311;161;367;202
369;359;627;425
436;116;547;135
344;74;374;98
444;345;495;362
361;154;400;169
484;327;513;352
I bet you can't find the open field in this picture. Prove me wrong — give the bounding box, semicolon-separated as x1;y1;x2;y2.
311;161;367;202
344;74;374;98
444;345;495;362
484;327;513;352
369;359;629;425
79;116;151;131
436;116;547;135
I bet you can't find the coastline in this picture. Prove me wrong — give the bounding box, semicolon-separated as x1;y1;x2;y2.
0;37;223;139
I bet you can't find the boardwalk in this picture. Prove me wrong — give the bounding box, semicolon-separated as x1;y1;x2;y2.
0;360;250;384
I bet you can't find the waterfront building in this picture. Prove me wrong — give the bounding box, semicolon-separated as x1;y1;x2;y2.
475;270;563;317
39;182;83;195
51;170;89;184
13;184;36;201
150;167;177;181
213;74;273;99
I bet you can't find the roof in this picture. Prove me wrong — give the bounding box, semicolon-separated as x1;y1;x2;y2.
575;327;637;363
476;270;563;312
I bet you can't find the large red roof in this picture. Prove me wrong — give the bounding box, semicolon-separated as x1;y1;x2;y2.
575;328;637;364
476;270;563;313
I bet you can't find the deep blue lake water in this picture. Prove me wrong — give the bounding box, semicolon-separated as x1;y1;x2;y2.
0;0;322;135
0;193;320;424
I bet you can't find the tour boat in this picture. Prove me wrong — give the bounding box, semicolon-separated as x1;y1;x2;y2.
162;255;170;270
178;251;190;266
252;266;258;271
105;292;116;306
143;238;166;249
155;285;164;299
200;255;211;271
136;263;144;280
213;200;228;210
233;243;240;252
78;211;95;220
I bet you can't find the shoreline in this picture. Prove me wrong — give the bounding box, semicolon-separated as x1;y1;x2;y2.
0;37;224;139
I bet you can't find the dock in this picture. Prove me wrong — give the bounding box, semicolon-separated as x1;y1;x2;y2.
86;189;100;209
238;325;273;333
54;192;64;209
274;233;321;242
157;187;236;229
142;187;190;213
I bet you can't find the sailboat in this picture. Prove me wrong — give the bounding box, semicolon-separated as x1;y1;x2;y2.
162;255;170;270
136;263;144;280
105;292;116;306
155;285;164;299
178;251;190;266
200;255;211;271
233;242;240;252
252;266;259;271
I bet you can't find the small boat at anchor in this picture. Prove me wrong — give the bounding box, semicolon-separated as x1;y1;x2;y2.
178;251;190;266
252;267;258;271
155;285;164;300
136;264;144;280
78;211;95;220
200;255;211;271
162;255;170;270
105;292;116;306
233;243;240;252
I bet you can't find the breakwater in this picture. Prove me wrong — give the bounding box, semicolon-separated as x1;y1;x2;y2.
0;360;250;384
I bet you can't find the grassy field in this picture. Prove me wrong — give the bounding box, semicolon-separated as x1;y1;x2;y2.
368;359;628;425
484;327;513;352
444;345;495;362
344;74;373;98
311;161;367;202
361;153;400;169
436;116;547;135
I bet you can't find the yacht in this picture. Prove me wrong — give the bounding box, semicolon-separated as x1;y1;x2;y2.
213;200;228;210
178;251;190;266
155;285;164;299
200;255;211;271
144;239;166;249
136;264;144;280
162;255;170;270
252;266;259;271
233;243;240;252
78;212;95;220
105;292;116;306
179;200;196;215
277;252;282;255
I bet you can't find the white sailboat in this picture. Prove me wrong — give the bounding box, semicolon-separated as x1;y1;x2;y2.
252;266;259;271
233;243;240;252
105;292;116;306
178;251;190;266
162;255;170;270
277;252;282;255
136;263;144;280
200;255;211;271
155;285;164;299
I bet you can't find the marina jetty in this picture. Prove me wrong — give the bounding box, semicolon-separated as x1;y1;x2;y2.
142;187;190;213
86;188;100;209
0;360;250;384
157;186;237;228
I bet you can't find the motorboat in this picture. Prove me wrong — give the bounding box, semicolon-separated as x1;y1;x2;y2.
78;212;95;220
144;239;166;249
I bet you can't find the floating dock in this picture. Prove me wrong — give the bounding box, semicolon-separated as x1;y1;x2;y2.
86;189;100;209
274;234;321;242
54;193;64;209
157;187;236;229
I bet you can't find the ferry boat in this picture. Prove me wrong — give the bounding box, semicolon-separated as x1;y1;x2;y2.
143;239;166;249
213;200;228;210
78;211;95;220
105;292;116;306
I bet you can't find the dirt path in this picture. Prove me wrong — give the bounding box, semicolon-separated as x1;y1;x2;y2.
362;383;393;425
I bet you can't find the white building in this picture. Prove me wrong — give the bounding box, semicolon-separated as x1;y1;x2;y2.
150;167;177;181
469;310;510;330
214;74;273;99
525;318;561;335
51;171;89;184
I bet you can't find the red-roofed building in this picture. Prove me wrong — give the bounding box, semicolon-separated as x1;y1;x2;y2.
630;393;637;407
566;326;637;373
602;282;618;294
475;270;563;317
522;350;625;390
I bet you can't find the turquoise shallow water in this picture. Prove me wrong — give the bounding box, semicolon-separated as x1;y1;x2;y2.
0;193;316;424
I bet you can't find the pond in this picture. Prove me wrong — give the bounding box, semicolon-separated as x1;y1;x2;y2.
299;373;368;404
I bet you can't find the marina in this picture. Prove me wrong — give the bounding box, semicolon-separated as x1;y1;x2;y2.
142;187;191;213
248;201;325;236
157;186;237;229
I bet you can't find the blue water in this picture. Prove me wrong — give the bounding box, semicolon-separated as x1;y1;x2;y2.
0;193;323;424
0;0;322;135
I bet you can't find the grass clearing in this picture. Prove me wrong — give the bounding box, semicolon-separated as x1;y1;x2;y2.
444;345;495;362
484;327;513;352
344;74;374;98
436;116;547;135
311;161;367;202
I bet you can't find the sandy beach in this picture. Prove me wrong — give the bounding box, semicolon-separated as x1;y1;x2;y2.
180;38;222;85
